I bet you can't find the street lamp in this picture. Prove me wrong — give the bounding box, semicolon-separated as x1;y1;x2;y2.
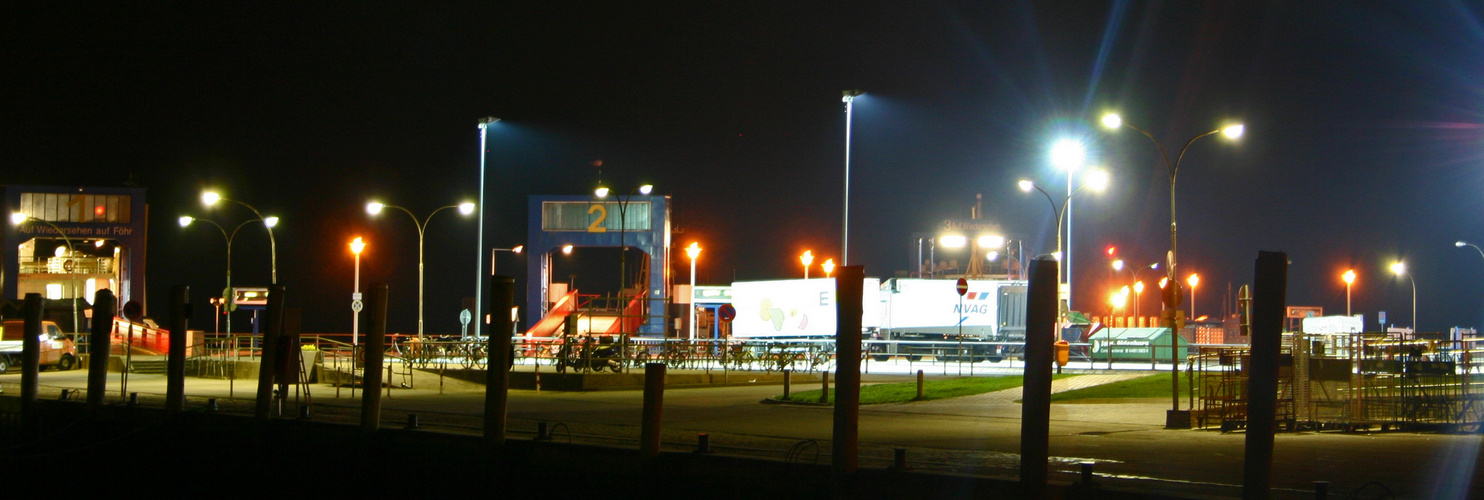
1187;273;1200;320
476;116;500;343
686;242;701;340
841;89;864;266
1101;113;1243;423
11;213;79;333
180;215;273;335
366;201;476;338
1342;269;1356;316
1133;281;1146;320
202;191;279;285
1018;169;1109;315
1456;241;1484;262
595;184;653;309
1112;259;1158;319
822;258;836;278
491;246;524;276
1391;261;1417;332
800;250;814;279
350;237;365;346
1050;139;1087;309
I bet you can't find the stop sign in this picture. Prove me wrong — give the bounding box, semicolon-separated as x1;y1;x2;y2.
956;278;968;297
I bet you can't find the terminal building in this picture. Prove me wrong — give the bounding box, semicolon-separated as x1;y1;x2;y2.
1;185;148;332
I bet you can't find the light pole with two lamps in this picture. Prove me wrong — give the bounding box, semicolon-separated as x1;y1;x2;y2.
1112;259;1159;319
202;192;278;285
1018;169;1109;316
366;201;476;338
1100;113;1243;426
179;215;277;335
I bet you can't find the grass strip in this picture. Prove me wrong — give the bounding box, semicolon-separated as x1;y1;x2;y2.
1047;373;1203;401
774;374;1076;405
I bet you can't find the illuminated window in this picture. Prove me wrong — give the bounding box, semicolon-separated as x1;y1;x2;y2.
45;283;63;300
19;193;131;223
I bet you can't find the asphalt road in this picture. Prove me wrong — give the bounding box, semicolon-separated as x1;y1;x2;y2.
5;367;1480;499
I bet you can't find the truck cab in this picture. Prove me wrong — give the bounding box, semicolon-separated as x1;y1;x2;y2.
0;319;78;373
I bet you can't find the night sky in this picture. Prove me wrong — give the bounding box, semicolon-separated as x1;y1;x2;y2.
6;2;1484;334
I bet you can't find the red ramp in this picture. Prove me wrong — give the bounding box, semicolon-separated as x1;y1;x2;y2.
525;289;579;338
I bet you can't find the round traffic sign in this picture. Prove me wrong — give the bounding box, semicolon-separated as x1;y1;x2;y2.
717;303;737;323
63;259;75;272
122;300;144;321
956;278;969;297
459;309;472;326
351;300;364;313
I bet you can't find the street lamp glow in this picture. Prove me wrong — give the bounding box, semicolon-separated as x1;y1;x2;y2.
262;216;279;228
350;237;365;255
202;192;221;206
638;184;653;195
686;242;702;340
1222;124;1245;139
594;187;610;198
800;250;814;279
822;258;836;278
366;202;385;215
940;235;967;248
1018;179;1034;192
1101;113;1123;129
1112;259;1125;271
1187;273;1200;288
1110;290;1127;309
1134;281;1145;294
1050;140;1086;171
1457;241;1469;248
10;212;27;225
685;242;701;260
511;245;524;254
562;245;573;255
458;202;476;215
1390;261;1406;276
178;216;194;227
1342;269;1356;285
1085;169;1110;191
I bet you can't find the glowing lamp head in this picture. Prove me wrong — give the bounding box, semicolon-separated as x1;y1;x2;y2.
939;235;967;248
350;237;365;255
562;245;574;255
512;245;524;254
1456;241;1469;248
1050;139;1086;170
1222;124;1245;139
458;202;476;215
977;235;1005;248
1390;261;1406;276
1187;273;1200;288
1134;281;1145;294
263;216;279;228
594;187;610;198
202;192;221;206
638;184;653;195
1101;113;1123;129
822;258;836;277
178;216;194;227
1051;251;1063;262
1159;277;1169;289
1112;259;1125;271
1085;169;1110;191
10;213;27;225
1110;291;1127;309
1342;270;1356;285
685;242;701;260
1018;179;1033;192
985;251;999;262
366;202;385;215
800;250;814;267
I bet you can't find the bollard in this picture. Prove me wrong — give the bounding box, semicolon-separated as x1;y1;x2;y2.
831;265;864;476
1080;461;1097;486
820;371;830;404
58;389;70;401
916;370;924;400
360;284;389;433
783;369;791;399
1313;481;1328;499
166;285;191;414
484;276;515;445
87;290;115;409
406;413;420;430
695;433;712;454
535;422;551;441
207;399;219;412
640;362;666;456
1243;252;1288;500
128;392;139;407
20;294;41;431
299;405;311;419
1018;256;1058;495
893;448;908;470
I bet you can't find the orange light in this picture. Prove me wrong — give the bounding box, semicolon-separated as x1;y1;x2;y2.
822;258;836;277
1342;269;1356;285
350;237;365;255
1106;246;1117;256
1187;273;1200;289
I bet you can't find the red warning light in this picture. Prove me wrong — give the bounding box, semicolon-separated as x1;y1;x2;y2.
1106;246;1116;256
94;206;106;217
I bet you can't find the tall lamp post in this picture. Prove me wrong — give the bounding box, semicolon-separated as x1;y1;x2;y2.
1187;273;1200;320
476;117;500;340
686;242;701;340
491;246;524;276
180;215;274;336
1456;241;1484;262
595;184;653;301
350;237;365;346
1101;113;1243;425
1113;259;1158;319
800;251;814;279
202;192;278;285
1018;169;1109;316
367;201;476;338
1342;269;1356;316
841;89;864;266
11;213;79;333
1390;261;1417;332
1049;140;1087;310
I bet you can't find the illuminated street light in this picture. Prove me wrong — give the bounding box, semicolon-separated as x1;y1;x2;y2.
841;89;864;266
1456;241;1484;262
1101;113;1243;424
366;200;477;337
562;245;574;255
800;250;814;279
202;191;278;285
686;242;702;340
180;215;272;335
1342;270;1356;316
350;237;365;346
475;116;500;341
939;235;967;248
599;184;655;315
822;258;836;278
1391;261;1416;331
1133;281;1146;319
491;245;523;276
1187;273;1200;320
1017;168;1108;315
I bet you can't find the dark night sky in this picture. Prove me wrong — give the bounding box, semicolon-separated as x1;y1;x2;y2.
5;2;1484;334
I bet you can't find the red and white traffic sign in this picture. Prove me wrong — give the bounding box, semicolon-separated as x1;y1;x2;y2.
956;278;968;297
